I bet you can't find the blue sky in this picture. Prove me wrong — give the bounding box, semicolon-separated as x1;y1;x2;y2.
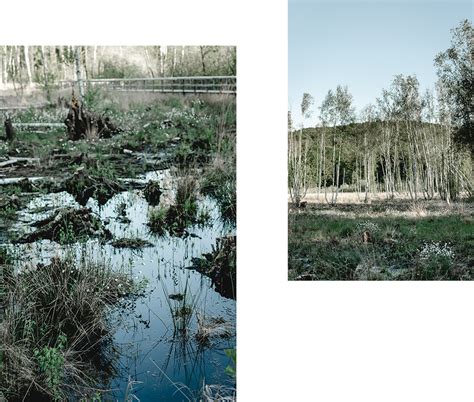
289;0;472;127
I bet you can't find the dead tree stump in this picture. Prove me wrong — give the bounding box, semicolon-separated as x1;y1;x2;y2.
64;94;120;141
4;116;15;142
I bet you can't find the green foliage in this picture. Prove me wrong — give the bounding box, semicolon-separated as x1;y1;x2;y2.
83;86;104;110
224;348;236;378
96;55;143;79
435;19;473;150
412;255;454;280
201;162;236;223
58;220;76;244
34;334;67;400
148;174;210;237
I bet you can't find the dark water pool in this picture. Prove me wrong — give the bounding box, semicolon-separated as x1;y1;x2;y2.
5;170;236;401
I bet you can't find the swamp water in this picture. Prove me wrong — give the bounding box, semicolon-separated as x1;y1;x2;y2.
3;170;236;401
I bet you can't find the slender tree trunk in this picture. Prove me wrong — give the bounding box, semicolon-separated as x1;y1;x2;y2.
40;45;51;101
24;46;32;86
75;46;84;103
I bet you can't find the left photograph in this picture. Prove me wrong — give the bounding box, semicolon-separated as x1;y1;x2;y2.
0;46;236;401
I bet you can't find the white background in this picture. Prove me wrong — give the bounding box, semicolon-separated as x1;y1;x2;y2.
2;1;473;401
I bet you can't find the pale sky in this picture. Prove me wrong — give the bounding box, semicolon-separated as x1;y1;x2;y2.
289;0;472;127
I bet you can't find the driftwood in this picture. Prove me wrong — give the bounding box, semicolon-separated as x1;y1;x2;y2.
64;96;120;141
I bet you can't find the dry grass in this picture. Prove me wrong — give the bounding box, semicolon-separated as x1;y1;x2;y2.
195;312;234;345
202;384;236;401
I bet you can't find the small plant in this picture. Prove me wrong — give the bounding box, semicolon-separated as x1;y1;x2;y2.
148;173;209;237
34;334;67;400
115;201;128;217
58;220;76;244
148;207;168;236
419;241;455;260
355;221;380;235
201;158;236;223
161;276;200;334
224;348;236;378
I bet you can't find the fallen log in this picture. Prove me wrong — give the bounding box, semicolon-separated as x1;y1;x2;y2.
0;157;40;168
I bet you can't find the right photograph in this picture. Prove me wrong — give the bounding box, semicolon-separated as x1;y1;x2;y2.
288;0;473;280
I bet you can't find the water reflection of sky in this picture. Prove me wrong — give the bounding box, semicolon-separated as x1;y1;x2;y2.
6;169;236;401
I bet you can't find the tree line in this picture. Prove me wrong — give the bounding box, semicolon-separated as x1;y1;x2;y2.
0;46;236;92
289;20;473;205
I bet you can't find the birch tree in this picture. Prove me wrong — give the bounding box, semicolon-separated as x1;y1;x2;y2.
75;46;85;103
289;93;314;206
434;19;473;152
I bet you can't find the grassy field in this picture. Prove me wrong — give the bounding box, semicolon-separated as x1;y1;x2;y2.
288;200;474;280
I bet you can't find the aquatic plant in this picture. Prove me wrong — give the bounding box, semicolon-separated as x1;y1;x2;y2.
148;172;209;237
161;276;201;334
201;159;236;224
224;348;236;378
0;255;144;400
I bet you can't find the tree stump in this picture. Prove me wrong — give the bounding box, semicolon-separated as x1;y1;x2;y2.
4;116;15;142
64;95;120;141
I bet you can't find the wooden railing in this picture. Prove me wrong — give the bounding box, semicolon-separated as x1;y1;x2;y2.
58;76;236;94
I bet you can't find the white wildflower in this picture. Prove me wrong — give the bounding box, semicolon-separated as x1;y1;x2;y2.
419;241;455;260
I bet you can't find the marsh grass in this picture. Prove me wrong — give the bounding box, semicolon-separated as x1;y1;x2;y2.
201;157;236;224
161;276;201;334
289;208;474;280
148;171;210;237
0;255;144;400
